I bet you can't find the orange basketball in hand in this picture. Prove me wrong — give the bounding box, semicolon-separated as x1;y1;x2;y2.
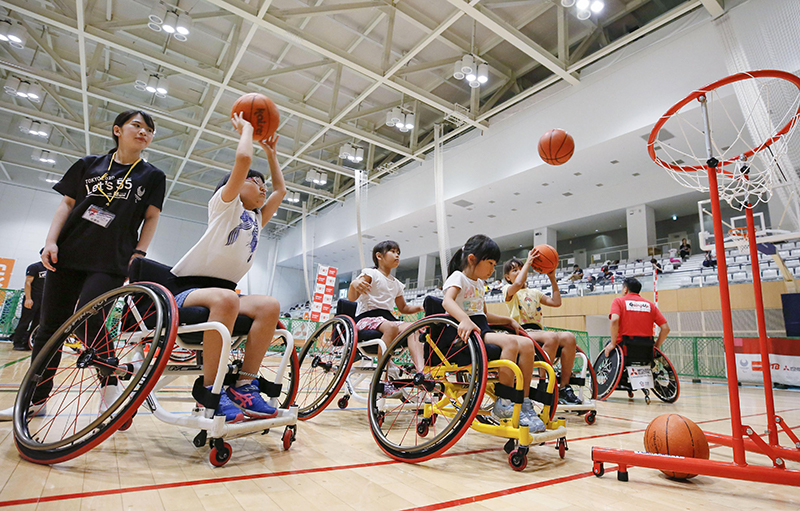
644;414;710;479
531;244;559;274
538;128;574;165
231;92;280;140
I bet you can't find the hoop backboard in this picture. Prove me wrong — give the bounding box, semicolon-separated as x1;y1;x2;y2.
697;187;800;251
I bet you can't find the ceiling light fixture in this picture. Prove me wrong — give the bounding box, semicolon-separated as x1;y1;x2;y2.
145;75;158;94
0;20;10;42
6;22;26;49
560;0;576;6
590;0;604;12
175;12;192;41
576;8;591;20
453;54;489;87
162;11;177;33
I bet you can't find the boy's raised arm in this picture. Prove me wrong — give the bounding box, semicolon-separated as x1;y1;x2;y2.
221;112;253;203
258;134;287;226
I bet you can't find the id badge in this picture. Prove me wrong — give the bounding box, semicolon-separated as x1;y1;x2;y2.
82;204;115;228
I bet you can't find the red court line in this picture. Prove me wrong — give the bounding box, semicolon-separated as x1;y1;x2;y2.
1;408;796;507
0;447;498;508
398;468;618;511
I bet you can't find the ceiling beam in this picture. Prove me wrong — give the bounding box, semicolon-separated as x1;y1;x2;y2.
75;0;92;154
445;0;579;86
699;0;724;17
276;1;386;19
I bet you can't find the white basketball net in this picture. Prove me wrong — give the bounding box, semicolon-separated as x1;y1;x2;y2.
649;71;800;211
729;228;750;254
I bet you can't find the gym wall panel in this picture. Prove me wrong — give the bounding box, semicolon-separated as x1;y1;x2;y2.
677;287;702;312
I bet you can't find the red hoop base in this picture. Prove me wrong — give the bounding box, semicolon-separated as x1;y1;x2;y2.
592;447;800;486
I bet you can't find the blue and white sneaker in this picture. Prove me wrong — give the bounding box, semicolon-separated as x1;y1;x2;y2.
226;380;278;419
207;386;245;423
521;398;547;433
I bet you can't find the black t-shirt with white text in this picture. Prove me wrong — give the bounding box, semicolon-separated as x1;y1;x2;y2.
25;261;47;301
53;154;166;277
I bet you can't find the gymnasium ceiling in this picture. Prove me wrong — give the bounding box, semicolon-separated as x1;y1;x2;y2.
0;0;724;235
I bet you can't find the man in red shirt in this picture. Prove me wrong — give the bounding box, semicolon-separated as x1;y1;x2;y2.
604;277;670;357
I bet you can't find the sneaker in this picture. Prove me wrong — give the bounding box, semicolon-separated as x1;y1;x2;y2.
491;398;514;420
13;344;31;351
520;398;546;433
226;380;278;419
558;385;582;405
0;402;47;421
207;386;245;423
98;383;123;415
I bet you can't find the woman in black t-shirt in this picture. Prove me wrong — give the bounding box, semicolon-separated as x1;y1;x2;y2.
28;110;166;409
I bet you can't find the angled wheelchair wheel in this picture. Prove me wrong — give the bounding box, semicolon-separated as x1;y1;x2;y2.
13;283;178;464
28;325;38;351
296;316;357;420
593;346;623;401
528;337;558;422
368;316;487;463
229;330;299;410
652;347;680;403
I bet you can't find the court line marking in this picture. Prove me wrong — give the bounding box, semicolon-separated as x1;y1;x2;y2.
0;407;795;507
397;468;618;511
0;356;31;370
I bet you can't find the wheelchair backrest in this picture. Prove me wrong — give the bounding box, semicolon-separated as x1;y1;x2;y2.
128;257;174;285
336;299;358;320
623;336;655;365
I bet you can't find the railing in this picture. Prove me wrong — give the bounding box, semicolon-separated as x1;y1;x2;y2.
588;335;727;380
0;289;23;338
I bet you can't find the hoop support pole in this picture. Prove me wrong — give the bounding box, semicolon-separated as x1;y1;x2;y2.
745;205;779;446
702;95;746;466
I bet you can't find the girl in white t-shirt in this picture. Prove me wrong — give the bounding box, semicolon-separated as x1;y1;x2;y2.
169;112;286;423
348;241;425;372
442;235;544;432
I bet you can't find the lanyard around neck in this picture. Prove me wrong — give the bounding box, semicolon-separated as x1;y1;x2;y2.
99;152;140;206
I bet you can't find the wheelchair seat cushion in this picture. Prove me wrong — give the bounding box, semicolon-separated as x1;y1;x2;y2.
422;296;501;362
622;335;655;365
177;307;254;345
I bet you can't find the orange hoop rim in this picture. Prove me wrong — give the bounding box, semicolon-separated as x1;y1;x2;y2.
648;70;800;174
728;227;748;238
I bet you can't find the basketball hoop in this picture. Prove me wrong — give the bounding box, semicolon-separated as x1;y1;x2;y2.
648;70;800;210
728;227;750;254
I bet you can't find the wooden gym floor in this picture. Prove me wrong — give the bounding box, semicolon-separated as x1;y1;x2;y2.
0;343;798;511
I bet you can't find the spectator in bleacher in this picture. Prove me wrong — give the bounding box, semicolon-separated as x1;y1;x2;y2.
651;258;663;275
679;238;692;262
502;251;582;404
703;250;717;268
608;260;620;271
567;264;583;282
585;272;596;291
598;266;613;283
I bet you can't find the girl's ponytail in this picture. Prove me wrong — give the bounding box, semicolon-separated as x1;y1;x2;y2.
447;248;464;277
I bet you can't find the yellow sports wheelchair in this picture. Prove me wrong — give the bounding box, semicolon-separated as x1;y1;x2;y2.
367;297;567;471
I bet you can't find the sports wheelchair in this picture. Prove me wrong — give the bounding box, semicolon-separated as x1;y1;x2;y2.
12;258;298;467
367;297;568;471
294;299;390;419
592;336;679;404
523;324;598;425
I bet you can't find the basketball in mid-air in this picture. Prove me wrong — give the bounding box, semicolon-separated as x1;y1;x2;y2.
231;92;280;140
538;128;575;165
531;244;559;274
644;414;710;479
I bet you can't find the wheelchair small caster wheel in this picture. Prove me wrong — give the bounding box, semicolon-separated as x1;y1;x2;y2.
376;411;385;427
585;411;597;425
645;395;651;405
193;430;207;448
508;449;527;471
119;417;133;431
416;421;429;437
618;470;629;482
593;462;604;477
337;396;349;409
209;440;232;467
503;439;516;454
556;438;567;459
627;390;634;399
282;428;295;450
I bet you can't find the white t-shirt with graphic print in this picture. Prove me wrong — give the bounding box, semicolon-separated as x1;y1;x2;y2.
443;271;486;317
172;188;261;283
355;267;404;316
